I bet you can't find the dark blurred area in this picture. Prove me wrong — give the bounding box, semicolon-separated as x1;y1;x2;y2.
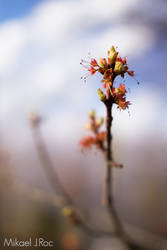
0;130;167;249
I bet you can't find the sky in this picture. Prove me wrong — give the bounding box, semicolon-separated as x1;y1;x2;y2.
0;0;44;22
1;0;167;152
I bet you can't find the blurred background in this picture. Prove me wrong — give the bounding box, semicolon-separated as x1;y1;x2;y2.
1;0;167;249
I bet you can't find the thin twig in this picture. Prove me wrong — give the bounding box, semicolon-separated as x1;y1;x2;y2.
29;113;149;249
31;123;117;238
104;101;148;250
105;103;124;235
14;179;116;238
10;178;156;248
32;127;73;204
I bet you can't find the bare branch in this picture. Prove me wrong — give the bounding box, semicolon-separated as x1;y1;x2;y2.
30;117;117;238
104;103;148;250
28;112;149;248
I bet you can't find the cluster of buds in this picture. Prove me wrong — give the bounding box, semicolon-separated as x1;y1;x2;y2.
81;46;138;110
80;110;105;150
62;206;79;225
112;83;131;110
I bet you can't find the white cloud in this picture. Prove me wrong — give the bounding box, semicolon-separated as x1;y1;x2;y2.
0;21;26;75
33;59;66;97
0;0;158;145
113;87;161;140
27;0;141;47
89;25;154;58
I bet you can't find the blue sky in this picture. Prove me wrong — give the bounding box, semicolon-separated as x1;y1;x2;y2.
0;0;44;23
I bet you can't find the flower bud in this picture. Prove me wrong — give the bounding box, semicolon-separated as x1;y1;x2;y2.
91;58;98;67
108;46;118;64
97;88;106;102
128;70;134;77
114;61;124;74
115;84;126;95
89;110;95;118
99;58;108;69
85;123;91;130
62;206;73;217
96;117;104;126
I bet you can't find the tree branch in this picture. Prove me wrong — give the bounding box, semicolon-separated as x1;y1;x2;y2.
30;120;117;238
105;103;124;235
29;113;149;249
104;102;148;250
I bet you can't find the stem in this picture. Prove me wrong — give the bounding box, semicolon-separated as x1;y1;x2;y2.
29;115;148;249
31;124;117;238
32;126;72;203
105;103;124;236
105;103;148;250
